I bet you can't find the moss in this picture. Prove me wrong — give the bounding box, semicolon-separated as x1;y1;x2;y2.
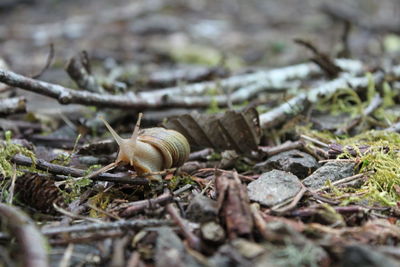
87;190;121;218
331;130;400;206
59;176;93;203
316;87;363;116
0;131;36;178
271;243;320;267
167;175;195;191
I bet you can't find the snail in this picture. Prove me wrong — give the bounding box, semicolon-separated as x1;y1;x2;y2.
87;113;190;181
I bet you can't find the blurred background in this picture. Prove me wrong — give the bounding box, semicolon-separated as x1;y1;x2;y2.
1;0;399;113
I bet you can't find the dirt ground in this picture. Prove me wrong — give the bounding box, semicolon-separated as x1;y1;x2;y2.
1;0;400;266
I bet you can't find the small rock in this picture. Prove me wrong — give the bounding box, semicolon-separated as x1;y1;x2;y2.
303;161;355;190
155;227;202;267
186;194;218;223
247;170;302;207
255;149;319;179
201;221;225;243
342;245;399;267
231;238;265;259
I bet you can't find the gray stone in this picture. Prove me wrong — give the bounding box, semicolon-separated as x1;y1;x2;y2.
155;227;202;267
303;161;355;190
186;194;218;223
256;149;318;179
201;221;225;243
247;170;302;207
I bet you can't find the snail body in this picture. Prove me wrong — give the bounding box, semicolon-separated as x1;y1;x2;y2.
98;113;190;181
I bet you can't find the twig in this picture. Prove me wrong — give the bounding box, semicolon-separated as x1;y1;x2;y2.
188;148;214;161
119;191;173;217
86;203;121;220
0;203;49;267
337;20;352;58
250;203;280;241
336;93;382;134
271;184;308;213
300;135;329;148
315;172;370;192
259;140;304;157
119;184;192;217
294;38;342;78
66;51;104;93
0;96;26;116
7;164;17;204
195;168;255;182
41;219;170;235
53;203;102;223
49;231;123;246
32;43;54;79
12;154;149;185
166;203;201;250
58;243;74;267
260;71;385;128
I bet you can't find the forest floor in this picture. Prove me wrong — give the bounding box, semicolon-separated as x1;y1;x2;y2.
1;0;400;266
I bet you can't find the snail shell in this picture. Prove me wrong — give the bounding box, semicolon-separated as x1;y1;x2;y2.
99;113;190;180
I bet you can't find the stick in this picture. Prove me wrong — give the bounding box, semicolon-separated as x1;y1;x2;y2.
260;71;385;128
0;59;363;110
12;154;149;185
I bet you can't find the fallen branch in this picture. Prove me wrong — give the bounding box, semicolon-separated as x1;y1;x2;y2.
260;71;385;129
0;59;362;109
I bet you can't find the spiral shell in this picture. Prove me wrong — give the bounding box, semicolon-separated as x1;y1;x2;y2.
138;127;190;169
97;113;190;181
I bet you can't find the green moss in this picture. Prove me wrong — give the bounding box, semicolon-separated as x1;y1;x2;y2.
167;175;195;191
59;176;93;203
0;131;36;178
272;243;320;267
316;87;363;116
331;130;400;206
87;190;122;218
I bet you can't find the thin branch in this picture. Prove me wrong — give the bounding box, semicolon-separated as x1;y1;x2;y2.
32;43;55;79
335;93;382;134
66;51;104;93
0;59;363;109
12;154;149;185
260;71;385;129
41;219;170;236
271;184;308;213
166;203;201;250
